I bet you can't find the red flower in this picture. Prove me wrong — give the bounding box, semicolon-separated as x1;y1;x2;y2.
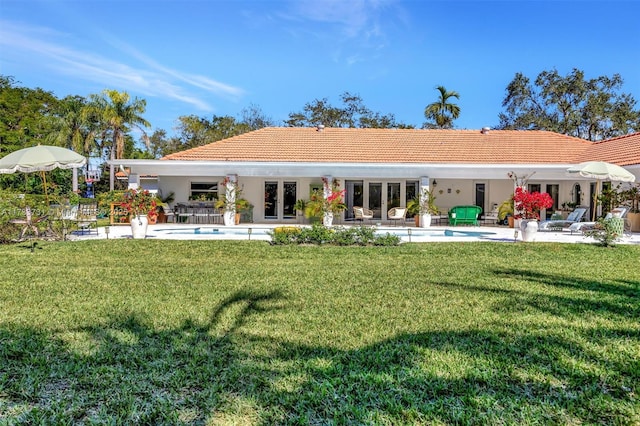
513;187;553;220
122;188;158;218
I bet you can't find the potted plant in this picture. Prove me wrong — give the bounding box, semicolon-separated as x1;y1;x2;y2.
294;199;308;223
512;187;553;241
155;191;175;223
121;188;158;239
235;198;252;224
623;184;640;231
304;178;346;226
406;197;421;227
498;198;514;227
409;188;438;228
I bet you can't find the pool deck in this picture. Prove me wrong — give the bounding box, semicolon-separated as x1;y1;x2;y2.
72;223;640;245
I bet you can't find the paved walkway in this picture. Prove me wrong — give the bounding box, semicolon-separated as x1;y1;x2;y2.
70;223;640;245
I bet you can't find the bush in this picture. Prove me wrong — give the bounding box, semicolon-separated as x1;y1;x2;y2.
0;191;51;243
268;224;401;246
583;218;623;247
373;232;402;246
269;226;302;245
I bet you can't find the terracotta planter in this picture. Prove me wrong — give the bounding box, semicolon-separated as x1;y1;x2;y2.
507;216;514;228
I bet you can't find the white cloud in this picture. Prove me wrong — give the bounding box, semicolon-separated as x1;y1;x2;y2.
282;0;397;65
0;20;243;111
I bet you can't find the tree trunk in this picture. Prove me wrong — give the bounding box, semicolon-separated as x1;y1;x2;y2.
109;144;115;191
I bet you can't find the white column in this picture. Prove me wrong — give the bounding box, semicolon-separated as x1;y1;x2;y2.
225;174;237;208
72;168;78;192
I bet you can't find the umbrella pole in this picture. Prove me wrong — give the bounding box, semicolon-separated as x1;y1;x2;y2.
41;171;49;205
592;181;599;222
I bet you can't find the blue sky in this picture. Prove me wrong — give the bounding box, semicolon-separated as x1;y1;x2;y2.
1;0;639;137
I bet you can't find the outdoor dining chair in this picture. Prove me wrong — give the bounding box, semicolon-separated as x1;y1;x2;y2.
353;206;374;224
74;203;98;235
387;207;407;226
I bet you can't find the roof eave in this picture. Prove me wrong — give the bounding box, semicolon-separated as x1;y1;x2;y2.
108;159;583;180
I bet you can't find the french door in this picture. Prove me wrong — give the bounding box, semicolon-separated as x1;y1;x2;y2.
344;180;411;221
264;181;297;220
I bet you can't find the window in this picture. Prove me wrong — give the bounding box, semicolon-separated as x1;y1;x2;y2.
190;182;218;201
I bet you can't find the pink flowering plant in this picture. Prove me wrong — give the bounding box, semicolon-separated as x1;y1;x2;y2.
512;187;553;220
305;178;347;217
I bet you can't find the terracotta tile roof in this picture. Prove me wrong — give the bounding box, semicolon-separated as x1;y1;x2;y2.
161;127;620;165
581;132;640;166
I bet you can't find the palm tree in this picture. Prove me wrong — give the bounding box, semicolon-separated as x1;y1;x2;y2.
86;90;150;190
423;86;461;129
46;95;93;155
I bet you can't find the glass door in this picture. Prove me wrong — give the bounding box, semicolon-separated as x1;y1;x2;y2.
406;181;418;218
265;181;297;220
264;182;278;219
545;184;559;219
345;180;364;220
475;183;485;216
369;182;382;219
283;181;297;219
387;182;401;209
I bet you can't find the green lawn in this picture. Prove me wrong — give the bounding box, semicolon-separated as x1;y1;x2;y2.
0;240;638;425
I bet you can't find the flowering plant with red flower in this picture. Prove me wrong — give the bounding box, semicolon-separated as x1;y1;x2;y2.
513;187;553;220
121;188;158;221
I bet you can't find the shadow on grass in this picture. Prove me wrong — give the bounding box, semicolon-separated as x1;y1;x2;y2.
494;268;640;298
1;288;638;424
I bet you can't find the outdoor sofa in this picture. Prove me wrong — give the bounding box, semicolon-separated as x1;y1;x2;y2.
448;205;482;226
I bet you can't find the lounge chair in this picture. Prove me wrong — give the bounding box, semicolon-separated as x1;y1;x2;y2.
539;207;587;231
353;206;374;224
157;203;176;223
568;207;629;234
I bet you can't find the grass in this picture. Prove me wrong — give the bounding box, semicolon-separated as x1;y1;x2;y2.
0;240;638;425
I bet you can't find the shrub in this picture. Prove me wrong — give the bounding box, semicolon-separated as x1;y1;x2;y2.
373;232;402;246
583;218;623;247
268;224;400;246
269;226;302;245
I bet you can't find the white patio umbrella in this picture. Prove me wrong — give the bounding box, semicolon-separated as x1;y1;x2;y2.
566;161;636;221
0;145;87;203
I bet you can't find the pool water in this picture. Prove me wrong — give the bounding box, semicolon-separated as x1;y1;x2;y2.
151;227;497;239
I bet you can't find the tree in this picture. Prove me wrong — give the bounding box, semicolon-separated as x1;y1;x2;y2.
166;107;273;156
423;86;460;129
0;76;65;193
146;129;172;159
46;95;94;156
240;103;275;130
85;90;150;190
0;75;59;155
498;68;640;141
285;92;413;129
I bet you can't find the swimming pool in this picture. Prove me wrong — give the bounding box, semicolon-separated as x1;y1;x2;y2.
150;226;498;241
